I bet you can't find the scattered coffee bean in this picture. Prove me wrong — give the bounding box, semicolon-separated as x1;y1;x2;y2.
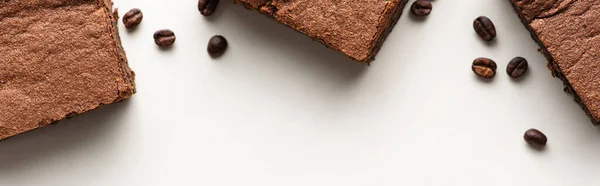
507;57;528;78
207;35;228;57
122;8;143;28
472;57;497;78
410;0;432;16
198;0;220;16
153;29;176;47
524;129;547;146
473;16;496;41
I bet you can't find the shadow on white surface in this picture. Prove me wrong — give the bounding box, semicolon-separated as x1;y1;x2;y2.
125;25;140;34
157;44;176;51
0;100;132;173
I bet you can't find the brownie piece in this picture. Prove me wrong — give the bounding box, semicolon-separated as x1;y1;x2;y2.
234;0;409;63
509;0;600;125
0;0;136;140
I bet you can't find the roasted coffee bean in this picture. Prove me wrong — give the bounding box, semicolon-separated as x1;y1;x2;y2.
524;129;547;146
153;29;176;47
473;16;496;41
472;57;497;78
507;57;528;78
410;0;432;16
123;8;143;28
198;0;220;16
207;35;228;57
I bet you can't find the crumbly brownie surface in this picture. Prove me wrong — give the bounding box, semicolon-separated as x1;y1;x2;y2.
234;0;408;63
0;0;135;140
509;0;600;124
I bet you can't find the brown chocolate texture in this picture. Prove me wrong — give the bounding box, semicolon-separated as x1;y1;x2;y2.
509;0;600;124
0;0;135;140
234;0;409;63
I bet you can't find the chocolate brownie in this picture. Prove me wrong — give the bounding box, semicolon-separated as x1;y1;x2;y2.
509;0;600;125
0;0;136;140
233;0;409;63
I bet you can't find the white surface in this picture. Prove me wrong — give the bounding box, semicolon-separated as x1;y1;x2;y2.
2;0;600;185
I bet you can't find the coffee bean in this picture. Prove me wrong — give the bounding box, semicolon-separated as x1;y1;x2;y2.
207;35;228;57
153;29;176;47
473;16;496;41
410;0;432;16
122;8;143;28
524;129;547;146
472;57;497;78
507;57;528;78
198;0;220;16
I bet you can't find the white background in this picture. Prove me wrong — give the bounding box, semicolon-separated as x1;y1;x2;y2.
2;0;600;185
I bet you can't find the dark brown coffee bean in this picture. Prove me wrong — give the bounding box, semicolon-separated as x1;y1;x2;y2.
207;35;228;57
507;57;528;78
411;0;432;16
123;8;143;28
524;129;547;146
472;57;497;78
473;16;496;41
153;29;176;47
198;0;220;16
